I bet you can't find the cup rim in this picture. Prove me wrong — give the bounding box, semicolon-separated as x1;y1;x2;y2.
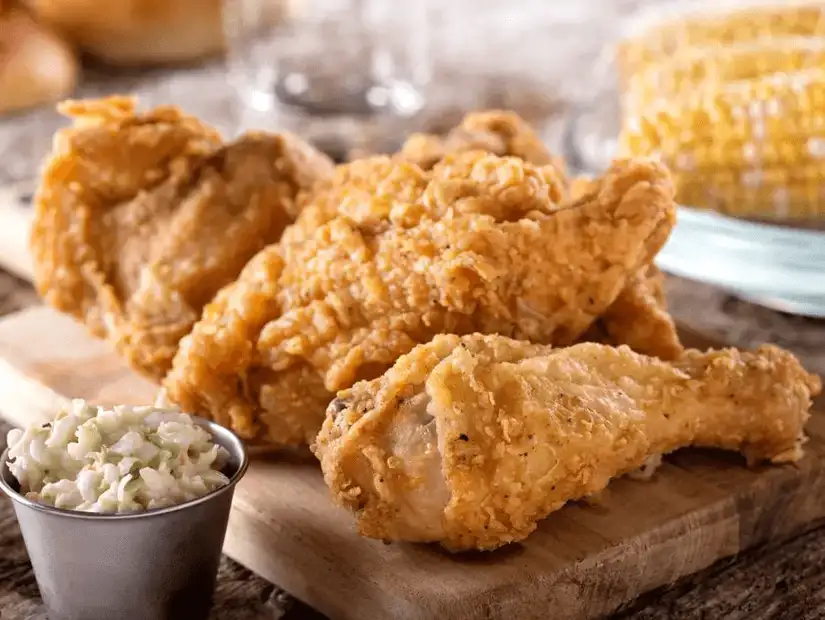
0;416;249;520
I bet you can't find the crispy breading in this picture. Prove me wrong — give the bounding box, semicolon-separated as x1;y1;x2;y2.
402;114;683;360
314;333;821;551
164;154;676;447
598;264;682;357
297;123;684;362
286;109;569;247
282;149;568;245
572;165;681;359
569;174;597;201
582;264;683;360
397;109;567;174
30;96;334;379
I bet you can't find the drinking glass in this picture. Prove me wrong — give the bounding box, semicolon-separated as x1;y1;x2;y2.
222;0;430;159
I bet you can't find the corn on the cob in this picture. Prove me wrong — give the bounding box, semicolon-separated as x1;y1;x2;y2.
621;68;825;169
619;68;825;218
622;36;825;117
675;165;825;218
617;1;825;82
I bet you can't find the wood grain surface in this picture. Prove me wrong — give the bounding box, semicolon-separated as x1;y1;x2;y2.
0;306;822;620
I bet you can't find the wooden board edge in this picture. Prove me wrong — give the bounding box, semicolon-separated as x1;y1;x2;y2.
0;183;34;282
0;355;69;430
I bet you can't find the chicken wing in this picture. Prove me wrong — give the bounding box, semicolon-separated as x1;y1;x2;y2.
398;113;682;360
164;154;676;447
314;333;821;551
31;96;334;379
582;264;683;359
569;167;683;359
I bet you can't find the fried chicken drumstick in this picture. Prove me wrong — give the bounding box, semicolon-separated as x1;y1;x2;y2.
31;96;334;379
314;333;821;552
165;154;676;448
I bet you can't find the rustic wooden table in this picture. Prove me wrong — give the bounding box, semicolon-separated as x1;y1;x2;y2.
2;4;825;614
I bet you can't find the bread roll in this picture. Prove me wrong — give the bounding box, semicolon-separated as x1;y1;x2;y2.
0;6;79;115
23;0;227;66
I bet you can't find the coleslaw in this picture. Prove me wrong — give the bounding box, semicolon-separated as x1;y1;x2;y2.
4;399;230;513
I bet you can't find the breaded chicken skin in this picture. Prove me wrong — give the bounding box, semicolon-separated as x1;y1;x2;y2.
31;96;334;379
398;111;682;361
569;173;683;359
396;109;567;173
314;334;821;551
164;154;676;448
583;264;683;360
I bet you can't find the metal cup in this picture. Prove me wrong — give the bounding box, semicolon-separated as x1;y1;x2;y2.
0;418;249;620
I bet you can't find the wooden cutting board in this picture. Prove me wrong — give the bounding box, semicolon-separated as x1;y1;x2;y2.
0;306;823;620
0;182;34;282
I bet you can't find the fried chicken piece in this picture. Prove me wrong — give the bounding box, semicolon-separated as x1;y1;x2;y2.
314;333;821;551
402;115;683;361
397;109;567;174
282;148;568;246
164;153;676;447
572;164;681;359
598;264;682;358
313;113;682;363
31;96;334;379
582;264;683;360
284;109;568;247
569;175;597;201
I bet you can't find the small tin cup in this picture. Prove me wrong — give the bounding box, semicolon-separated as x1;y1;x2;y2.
0;417;249;620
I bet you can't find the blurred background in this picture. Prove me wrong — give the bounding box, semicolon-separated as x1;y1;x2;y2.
0;0;642;177
0;0;823;317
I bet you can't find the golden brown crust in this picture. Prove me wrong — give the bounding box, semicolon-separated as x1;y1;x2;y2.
573;171;681;358
582;264;683;360
31;96;334;379
398;115;684;362
281;156;433;245
293;110;570;248
0;6;78;114
282;149;568;246
165;154;676;447
569;175;597;201
397;109;567;175
314;333;820;551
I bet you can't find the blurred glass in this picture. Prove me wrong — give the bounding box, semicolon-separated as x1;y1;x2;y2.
222;0;430;158
385;2;622;142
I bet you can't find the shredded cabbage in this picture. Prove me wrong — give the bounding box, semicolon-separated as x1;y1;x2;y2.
4;399;231;513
